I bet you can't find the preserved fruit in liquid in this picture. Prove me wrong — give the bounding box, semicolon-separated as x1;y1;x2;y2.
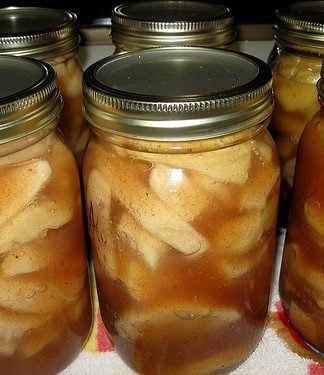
0;7;90;167
268;1;324;225
269;52;321;224
82;47;279;374
83;131;280;374
280;102;324;356
0;55;92;374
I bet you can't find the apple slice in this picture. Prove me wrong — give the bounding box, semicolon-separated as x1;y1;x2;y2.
96;152;209;256
0;199;73;252
117;211;168;269
0;160;51;227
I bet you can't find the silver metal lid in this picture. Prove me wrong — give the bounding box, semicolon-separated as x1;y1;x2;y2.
0;55;62;143
111;1;236;49
0;7;80;58
83;47;273;141
273;1;324;52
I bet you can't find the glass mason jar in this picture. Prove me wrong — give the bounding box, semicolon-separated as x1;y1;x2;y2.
267;1;324;226
0;6;90;167
110;0;236;54
279;61;324;356
82;47;280;375
0;55;92;374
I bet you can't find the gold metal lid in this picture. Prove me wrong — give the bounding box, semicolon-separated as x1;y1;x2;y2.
83;47;273;141
0;7;80;58
0;55;62;144
111;1;236;49
273;1;324;52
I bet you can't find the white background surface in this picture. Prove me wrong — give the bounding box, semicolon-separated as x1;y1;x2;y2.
79;41;276;70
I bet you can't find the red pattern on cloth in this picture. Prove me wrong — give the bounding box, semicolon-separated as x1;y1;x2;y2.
308;364;324;375
274;301;310;350
96;311;114;352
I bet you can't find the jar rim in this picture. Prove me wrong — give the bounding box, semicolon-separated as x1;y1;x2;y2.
83;47;273;141
273;1;324;51
0;55;62;144
0;7;80;58
111;1;236;48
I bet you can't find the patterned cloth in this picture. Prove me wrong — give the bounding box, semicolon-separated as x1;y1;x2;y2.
61;229;324;374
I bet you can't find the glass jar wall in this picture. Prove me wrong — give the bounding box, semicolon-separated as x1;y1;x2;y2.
0;55;92;374
279;61;324;357
268;1;324;226
82;47;280;374
0;6;90;167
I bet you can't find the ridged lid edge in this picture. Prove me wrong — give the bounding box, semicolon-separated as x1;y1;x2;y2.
273;2;324;49
111;1;235;46
83;48;273;141
0;56;62;142
0;7;80;57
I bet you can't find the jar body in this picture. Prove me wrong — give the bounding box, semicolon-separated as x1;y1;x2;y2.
83;121;280;374
0;127;92;374
46;50;90;167
268;43;322;225
279;105;324;355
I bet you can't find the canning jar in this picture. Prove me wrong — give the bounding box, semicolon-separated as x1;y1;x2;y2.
0;6;90;167
268;1;324;226
0;55;92;374
110;0;236;54
279;61;324;356
82;47;280;375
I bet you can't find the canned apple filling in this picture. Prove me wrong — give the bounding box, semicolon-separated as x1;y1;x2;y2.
268;1;324;225
84;132;279;374
280;70;324;355
46;50;89;165
0;7;90;167
83;47;280;374
270;53;321;223
0;55;92;374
